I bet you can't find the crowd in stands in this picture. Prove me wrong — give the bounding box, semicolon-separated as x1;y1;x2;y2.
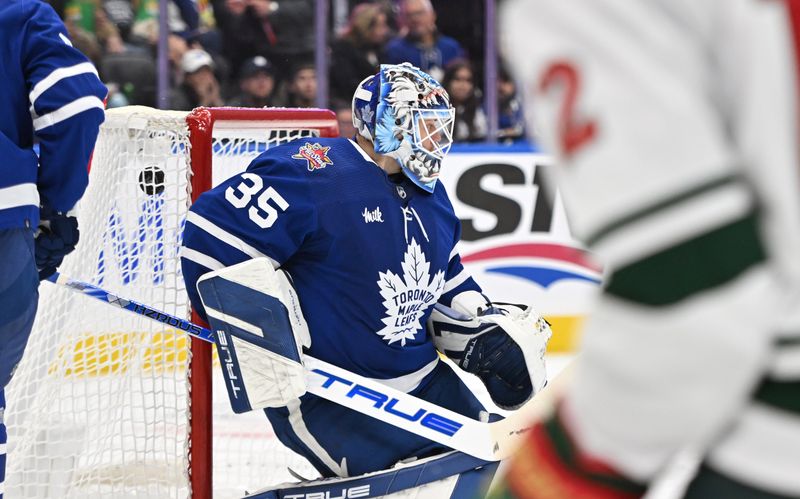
46;0;528;143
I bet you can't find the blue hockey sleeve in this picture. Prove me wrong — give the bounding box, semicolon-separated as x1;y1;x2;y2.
22;2;106;212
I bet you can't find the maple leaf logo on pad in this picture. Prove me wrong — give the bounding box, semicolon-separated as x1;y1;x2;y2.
292;142;333;171
376;239;445;345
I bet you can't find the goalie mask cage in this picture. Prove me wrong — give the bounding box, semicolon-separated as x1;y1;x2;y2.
5;107;338;499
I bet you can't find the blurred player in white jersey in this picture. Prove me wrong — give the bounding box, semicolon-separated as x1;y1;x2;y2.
496;0;800;497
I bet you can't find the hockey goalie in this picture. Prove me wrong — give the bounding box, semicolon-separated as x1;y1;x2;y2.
180;63;552;497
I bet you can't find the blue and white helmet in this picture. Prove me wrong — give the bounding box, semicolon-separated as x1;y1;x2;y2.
352;63;455;192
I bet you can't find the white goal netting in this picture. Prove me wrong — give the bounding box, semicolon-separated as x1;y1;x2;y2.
5;107;335;499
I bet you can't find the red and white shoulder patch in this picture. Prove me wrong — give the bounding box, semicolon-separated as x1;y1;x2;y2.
291;142;333;172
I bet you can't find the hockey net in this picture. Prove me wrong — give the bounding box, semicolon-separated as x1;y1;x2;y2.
5;107;338;499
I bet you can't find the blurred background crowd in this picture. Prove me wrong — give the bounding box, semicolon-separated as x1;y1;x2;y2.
44;0;528;144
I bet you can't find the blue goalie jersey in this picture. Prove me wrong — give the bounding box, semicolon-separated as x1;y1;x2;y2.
181;137;482;383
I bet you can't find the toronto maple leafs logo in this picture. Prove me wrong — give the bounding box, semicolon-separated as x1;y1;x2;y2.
292;142;333;171
376;239;445;345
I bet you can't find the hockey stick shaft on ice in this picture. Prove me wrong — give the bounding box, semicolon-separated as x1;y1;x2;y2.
47;271;570;461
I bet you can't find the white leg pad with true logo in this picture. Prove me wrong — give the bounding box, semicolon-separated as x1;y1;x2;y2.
197;258;311;412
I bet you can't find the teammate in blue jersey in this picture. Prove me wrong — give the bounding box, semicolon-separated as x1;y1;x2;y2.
181;63;550;479
0;0;106;493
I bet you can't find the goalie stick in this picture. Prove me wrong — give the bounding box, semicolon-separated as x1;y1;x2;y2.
47;271;571;462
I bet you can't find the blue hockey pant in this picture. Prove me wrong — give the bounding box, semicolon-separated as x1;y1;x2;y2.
0;228;40;497
265;360;485;478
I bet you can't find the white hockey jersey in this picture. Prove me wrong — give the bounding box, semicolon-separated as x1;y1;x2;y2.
503;0;800;494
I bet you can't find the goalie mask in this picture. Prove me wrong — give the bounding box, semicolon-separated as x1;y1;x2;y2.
352;63;455;192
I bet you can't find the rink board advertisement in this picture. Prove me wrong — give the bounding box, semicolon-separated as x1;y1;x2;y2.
440;145;602;351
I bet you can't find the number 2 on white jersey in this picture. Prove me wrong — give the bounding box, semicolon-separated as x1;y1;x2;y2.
538;61;596;158
225;173;289;229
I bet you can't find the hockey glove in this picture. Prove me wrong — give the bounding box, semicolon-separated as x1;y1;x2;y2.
35;206;79;281
429;295;552;410
490;406;647;499
461;326;533;409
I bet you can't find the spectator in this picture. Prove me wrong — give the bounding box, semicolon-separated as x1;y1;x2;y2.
442;60;487;142
227;56;277;107
329;3;390;102
106;82;131;108
168;33;189;85
497;67;526;143
208;0;254;76
170;48;224;109
284;62;317;108
103;0;136;42
263;0;315;77
384;0;465;82
129;0;199;47
63;0;126;59
330;98;357;138
430;0;483;79
210;0;314;80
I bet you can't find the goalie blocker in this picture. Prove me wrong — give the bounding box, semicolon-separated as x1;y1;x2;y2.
196;258;311;412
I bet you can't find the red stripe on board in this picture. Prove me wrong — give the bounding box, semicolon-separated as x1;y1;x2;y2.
461;243;602;272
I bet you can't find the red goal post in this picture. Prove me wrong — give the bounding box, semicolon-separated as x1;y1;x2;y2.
186;108;338;499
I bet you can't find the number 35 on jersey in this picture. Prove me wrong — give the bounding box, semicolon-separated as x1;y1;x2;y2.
225;173;289;229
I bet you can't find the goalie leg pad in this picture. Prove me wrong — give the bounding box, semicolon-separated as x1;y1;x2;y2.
197;258;311;413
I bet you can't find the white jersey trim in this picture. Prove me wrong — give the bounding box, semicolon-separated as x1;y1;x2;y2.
348;139;378;165
772;343;800;380
708;403;800;495
448;246;459;263
594;182;753;269
366;358;439;393
179;247;224;272
287;398;347;477
185;211;279;267
29;62;99;111
443;269;470;294
32;96;105;131
0;184;40;211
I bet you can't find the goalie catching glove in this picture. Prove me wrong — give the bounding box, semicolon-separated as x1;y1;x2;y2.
428;291;552;410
